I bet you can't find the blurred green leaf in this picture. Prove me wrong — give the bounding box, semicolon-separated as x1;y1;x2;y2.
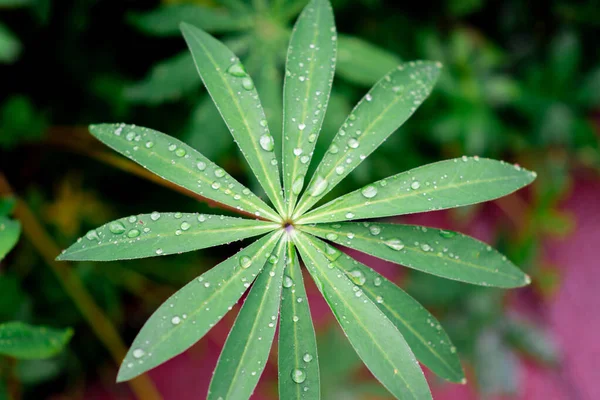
336;35;401;86
0;96;46;149
0;217;20;261
0;22;20;63
129;4;253;37
0;322;72;360
475;328;519;396
505;315;560;366
17;357;65;384
0;197;16;217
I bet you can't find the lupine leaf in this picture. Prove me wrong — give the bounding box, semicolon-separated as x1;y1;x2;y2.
302;233;464;382
293;61;441;218
129;4;253;37
295;232;432;400
181;23;287;215
117;231;282;382
282;0;336;216
336;35;402;86
302;222;530;288
0;217;20;260
208;236;287;399
57;213;278;262
299;157;537;225
278;240;320;399
88;123;281;222
0;322;73;360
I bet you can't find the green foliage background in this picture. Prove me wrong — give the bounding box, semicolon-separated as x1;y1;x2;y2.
0;0;598;398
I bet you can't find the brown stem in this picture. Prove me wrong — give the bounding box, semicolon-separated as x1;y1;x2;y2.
0;174;162;400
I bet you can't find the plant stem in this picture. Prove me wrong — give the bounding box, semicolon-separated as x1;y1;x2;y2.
0;174;162;400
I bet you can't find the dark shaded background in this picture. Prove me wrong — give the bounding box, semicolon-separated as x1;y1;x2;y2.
1;0;599;399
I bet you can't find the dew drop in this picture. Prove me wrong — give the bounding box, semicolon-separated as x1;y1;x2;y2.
180;222;191;231
133;349;145;359
175;148;186;157
293;148;303;156
345;212;355;219
373;277;382;286
292;175;305;195
145;141;154;149
196;161;207;171
127;229;140;238
439;230;456;239
171;316;181;325
347;138;359;148
326;233;338;241
259;134;275;152
156;248;164;255
241;77;254;90
349;270;366;286
227;62;247;77
411;181;421;190
369;225;381;235
361;185;378;199
308;176;328;197
214;168;226;178
384;238;404;251
109;222;126;235
150;211;161;221
283;276;293;288
240;256;252;269
303;353;313;362
291;368;306;384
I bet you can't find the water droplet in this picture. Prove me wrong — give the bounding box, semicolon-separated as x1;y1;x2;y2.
349;270;366;286
369;225;381;235
361;185;378;199
168;144;177;152
156;248;164;255
198;214;206;222
180;222;191;231
109;222;126;234
175;148;186;157
384;238;404;251
293;148;303;156
420;243;431;251
196;161;207;171
411;181;421;190
298;123;306;130
308;133;317;143
214;168;226;178
291;368;306;384
133;348;145;359
174;213;182;219
326;233;338;241
439;230;456;239
308;176;328;197
260;119;268;127
345;212;355;219
127;229;140;238
373;277;382;286
227;62;247;77
145;141;154;149
241;77;254;90
240;256;252;269
324;245;341;261
268;255;279;264
171;316;181;325
303;353;313;362
300;155;310;164
365;94;373;101
150;211;161;221
292;175;304;195
335;166;344;175
211;182;221;190
259;134;274;152
347;138;359;148
283;276;293;288
376;296;384;303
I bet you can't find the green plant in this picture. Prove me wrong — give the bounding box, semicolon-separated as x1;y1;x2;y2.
57;0;536;398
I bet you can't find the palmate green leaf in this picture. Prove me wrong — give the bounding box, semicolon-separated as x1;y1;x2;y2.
208;236;287;399
89;123;280;222
0;216;20;260
129;4;253;37
302;222;529;288
299;157;537;225
293;61;442;218
279;240;320;400
301;234;464;382
117;231;282;382
295;232;431;400
0;322;73;360
336;35;402;86
282;0;336;215
57;213;278;262
181;23;287;215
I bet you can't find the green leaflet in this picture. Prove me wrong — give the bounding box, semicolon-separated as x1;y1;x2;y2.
181;23;287;215
89;123;280;222
208;236;287;399
336;35;402;86
117;231;282;382
0;216;20;260
293;61;442;218
282;0;336;215
57;213;278;262
0;322;73;360
299;157;537;225
302;222;530;288
129;4;253;37
302;234;464;383
0;22;21;64
278;240;320;399
295;232;432;400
